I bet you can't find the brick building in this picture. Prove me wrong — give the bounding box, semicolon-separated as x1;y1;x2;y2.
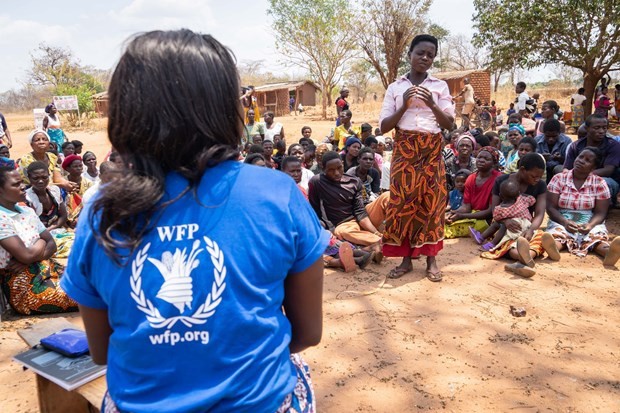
434;69;491;109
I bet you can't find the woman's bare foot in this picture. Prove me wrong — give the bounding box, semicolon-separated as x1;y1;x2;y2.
388;257;413;279
426;256;442;282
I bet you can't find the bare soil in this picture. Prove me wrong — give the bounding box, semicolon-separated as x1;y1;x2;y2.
1;111;619;412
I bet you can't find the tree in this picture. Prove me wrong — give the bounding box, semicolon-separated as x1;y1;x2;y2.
355;0;432;89
24;43;105;124
268;0;357;119
344;60;374;101
28;44;83;88
436;35;488;71
473;0;620;115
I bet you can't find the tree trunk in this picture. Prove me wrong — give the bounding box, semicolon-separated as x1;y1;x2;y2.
582;72;601;117
321;86;328;120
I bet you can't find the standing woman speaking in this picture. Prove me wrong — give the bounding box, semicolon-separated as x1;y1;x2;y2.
61;30;328;413
379;34;455;281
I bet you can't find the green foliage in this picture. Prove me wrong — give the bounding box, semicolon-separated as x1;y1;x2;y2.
473;0;620;114
268;0;357;118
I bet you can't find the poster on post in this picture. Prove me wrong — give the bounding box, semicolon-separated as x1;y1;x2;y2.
33;109;46;130
52;95;79;111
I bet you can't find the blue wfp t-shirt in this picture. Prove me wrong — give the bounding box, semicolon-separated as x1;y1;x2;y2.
61;161;330;413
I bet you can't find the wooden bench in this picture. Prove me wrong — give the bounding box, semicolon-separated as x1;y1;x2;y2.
17;317;107;413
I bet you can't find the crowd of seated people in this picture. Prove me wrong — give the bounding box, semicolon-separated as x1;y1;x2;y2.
0;129;120;315
3;102;619;316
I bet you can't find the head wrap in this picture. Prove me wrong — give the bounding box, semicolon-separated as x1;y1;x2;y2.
478;146;499;165
345;137;362;148
45;103;54;114
0;157;15;169
456;133;475;150
508;124;525;136
316;143;332;154
27;129;51;144
375;136;386;145
62;154;82;171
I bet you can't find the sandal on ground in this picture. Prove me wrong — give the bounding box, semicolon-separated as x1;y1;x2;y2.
387;266;412;279
541;232;561;261
426;269;443;282
480;242;495;252
504;262;536;278
469;227;484;244
603;237;620;266
516;237;535;268
338;242;356;273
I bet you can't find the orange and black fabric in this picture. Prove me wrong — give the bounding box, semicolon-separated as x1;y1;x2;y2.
382;129;446;257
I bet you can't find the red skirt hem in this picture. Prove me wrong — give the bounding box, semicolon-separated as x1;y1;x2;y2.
382;241;443;258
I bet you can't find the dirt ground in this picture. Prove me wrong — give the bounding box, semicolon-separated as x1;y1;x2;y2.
1;110;619;412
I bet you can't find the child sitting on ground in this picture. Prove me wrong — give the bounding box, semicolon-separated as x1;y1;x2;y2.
470;179;535;252
447;169;471;212
281;156;372;272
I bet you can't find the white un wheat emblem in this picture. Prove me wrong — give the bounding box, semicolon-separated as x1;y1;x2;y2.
130;236;227;329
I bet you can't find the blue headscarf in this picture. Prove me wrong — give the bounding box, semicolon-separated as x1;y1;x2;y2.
345;137;362;148
508;124;525;136
0;157;15;169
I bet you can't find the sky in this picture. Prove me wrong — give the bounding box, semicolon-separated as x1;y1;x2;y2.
0;0;545;94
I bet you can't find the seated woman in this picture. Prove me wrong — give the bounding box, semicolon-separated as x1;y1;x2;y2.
25;162;75;258
340;137;361;171
61;154;93;227
19;130;77;192
481;153;556;277
471;179;536;252
445;133;476;189
445;147;502;238
544;147;620;265
0;162;77;315
81;151;100;183
504;124;525;166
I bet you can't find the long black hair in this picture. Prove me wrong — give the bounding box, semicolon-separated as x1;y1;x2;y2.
93;29;242;264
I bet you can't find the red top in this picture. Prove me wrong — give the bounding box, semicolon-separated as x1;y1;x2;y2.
463;170;502;211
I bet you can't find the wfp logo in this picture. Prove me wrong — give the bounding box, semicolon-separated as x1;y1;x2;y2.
130;236;227;336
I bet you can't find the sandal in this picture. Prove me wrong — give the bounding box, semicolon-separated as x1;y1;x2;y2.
516;237;535;268
505;262;536;278
338;242;356;273
387;266;412;279
603;237;620;266
541;232;561;261
469;227;484;244
480;242;495;252
426;269;443;282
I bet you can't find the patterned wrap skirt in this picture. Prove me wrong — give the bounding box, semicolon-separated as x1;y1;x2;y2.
0;259;78;315
382;129;446;257
546;209;608;257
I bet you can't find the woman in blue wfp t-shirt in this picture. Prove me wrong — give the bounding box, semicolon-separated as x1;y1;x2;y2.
61;29;329;413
